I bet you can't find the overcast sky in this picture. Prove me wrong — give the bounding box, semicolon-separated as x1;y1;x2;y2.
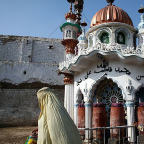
0;0;143;39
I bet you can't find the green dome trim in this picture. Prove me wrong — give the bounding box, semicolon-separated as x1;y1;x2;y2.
60;22;81;33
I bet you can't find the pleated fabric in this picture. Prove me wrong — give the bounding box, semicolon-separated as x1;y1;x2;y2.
37;87;82;144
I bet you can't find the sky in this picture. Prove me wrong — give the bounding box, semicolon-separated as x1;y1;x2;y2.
0;0;144;39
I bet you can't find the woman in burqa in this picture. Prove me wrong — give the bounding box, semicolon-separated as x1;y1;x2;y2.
37;87;83;144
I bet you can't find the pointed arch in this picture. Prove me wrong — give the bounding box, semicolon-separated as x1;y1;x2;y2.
89;74;125;117
115;27;130;38
95;27;112;45
89;73;126;99
115;27;131;46
95;27;112;38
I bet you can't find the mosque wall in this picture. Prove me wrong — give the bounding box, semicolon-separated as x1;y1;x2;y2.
0;35;65;126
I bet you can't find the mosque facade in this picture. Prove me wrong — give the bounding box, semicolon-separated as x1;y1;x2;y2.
1;0;144;142
59;0;144;143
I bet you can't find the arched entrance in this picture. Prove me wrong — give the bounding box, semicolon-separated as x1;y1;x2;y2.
93;78;124;119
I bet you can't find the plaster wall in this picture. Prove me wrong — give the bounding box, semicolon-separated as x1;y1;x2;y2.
0;35;65;85
0;62;63;85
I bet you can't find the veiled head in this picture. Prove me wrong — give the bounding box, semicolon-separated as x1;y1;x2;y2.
37;87;52;101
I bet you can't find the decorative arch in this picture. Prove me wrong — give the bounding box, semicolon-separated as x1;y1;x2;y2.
89;74;125;117
115;27;130;38
115;27;130;45
100;33;109;44
96;27;112;37
95;28;112;44
89;74;125;99
89;73;107;97
117;32;125;44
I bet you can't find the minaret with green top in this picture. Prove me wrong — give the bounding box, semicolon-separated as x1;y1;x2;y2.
60;0;81;56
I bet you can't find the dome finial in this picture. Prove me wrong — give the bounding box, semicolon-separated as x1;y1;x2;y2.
106;0;114;5
67;0;75;3
81;19;87;27
138;4;144;13
81;20;87;35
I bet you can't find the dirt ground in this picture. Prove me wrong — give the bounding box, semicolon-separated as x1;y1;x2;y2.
0;126;37;144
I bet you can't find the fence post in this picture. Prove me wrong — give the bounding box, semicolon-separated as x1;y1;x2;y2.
119;128;120;144
104;128;106;144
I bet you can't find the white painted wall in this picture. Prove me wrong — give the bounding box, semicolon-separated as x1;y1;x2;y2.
74;58;144;102
0;35;65;85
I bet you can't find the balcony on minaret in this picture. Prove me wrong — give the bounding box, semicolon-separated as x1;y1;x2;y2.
60;2;81;55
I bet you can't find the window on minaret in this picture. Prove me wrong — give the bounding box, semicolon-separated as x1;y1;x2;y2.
117;32;125;44
100;33;109;44
89;35;93;47
73;31;77;39
66;30;71;38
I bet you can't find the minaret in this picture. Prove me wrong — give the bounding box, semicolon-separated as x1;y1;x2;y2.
137;5;144;49
77;20;88;55
60;0;81;120
60;1;81;61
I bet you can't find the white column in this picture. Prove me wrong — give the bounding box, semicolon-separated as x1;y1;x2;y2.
84;101;92;142
70;84;74;119
64;84;74;120
111;27;116;45
74;102;79;127
125;101;136;143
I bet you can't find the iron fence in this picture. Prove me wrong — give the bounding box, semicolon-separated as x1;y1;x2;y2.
78;125;144;144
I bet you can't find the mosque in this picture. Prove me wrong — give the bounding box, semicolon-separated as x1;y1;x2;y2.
58;0;144;143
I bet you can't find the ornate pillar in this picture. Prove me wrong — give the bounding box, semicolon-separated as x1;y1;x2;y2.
84;101;92;142
83;84;92;142
74;100;79;127
74;89;83;126
125;101;136;143
63;74;74;120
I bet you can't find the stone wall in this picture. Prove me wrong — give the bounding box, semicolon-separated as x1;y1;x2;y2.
0;35;65;127
0;35;65;85
0;88;64;127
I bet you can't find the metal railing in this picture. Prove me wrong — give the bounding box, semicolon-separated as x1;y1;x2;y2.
78;125;135;144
